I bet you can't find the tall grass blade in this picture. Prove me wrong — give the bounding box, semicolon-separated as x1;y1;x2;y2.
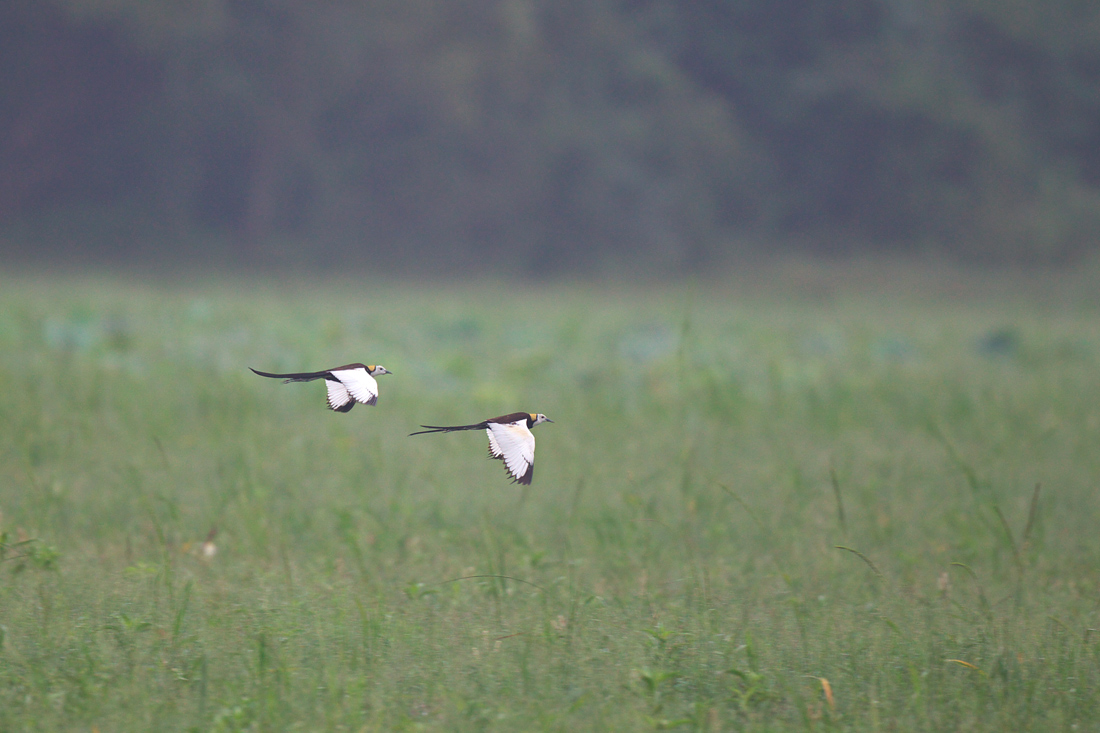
1022;483;1041;550
835;545;883;579
829;465;847;535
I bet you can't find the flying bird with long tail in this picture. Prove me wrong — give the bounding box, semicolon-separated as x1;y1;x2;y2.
250;363;391;412
410;412;553;485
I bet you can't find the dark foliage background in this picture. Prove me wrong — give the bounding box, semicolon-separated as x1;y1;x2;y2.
3;0;1099;273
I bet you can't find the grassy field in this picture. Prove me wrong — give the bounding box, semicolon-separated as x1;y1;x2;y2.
1;264;1099;730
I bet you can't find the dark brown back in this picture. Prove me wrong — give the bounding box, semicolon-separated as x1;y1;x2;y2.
487;412;532;426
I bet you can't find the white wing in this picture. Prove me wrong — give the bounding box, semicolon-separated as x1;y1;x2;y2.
486;421;536;484
486;427;503;459
325;379;353;411
331;368;379;406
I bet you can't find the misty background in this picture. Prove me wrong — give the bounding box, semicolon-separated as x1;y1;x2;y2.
2;0;1099;275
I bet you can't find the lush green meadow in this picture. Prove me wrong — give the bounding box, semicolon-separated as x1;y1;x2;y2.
1;265;1099;730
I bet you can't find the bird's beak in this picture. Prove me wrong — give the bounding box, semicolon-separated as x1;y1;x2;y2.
545;418;554;423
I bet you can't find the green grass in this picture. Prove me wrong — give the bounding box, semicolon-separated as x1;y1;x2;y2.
1;265;1099;730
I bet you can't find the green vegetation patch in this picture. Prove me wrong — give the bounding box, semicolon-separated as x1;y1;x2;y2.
0;269;1098;730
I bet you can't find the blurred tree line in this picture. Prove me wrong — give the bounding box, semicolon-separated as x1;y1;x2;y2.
2;0;1099;272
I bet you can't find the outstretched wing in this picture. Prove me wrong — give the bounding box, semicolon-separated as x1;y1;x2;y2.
325;379;355;412
486;421;536;485
485;428;503;459
330;368;379;406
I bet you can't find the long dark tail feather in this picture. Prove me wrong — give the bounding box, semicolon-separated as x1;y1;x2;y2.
409;422;487;437
250;367;327;383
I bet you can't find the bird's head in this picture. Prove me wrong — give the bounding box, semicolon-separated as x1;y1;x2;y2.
530;413;553;427
368;365;391;376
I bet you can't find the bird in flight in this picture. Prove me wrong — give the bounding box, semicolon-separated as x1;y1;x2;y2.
250;363;391;412
410;412;553;485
